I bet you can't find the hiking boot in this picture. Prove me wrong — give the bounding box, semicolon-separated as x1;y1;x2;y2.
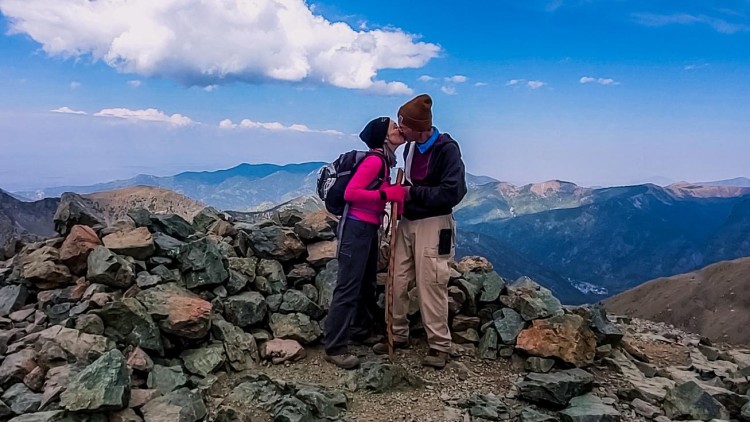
422;349;449;369
372;340;409;355
324;353;360;370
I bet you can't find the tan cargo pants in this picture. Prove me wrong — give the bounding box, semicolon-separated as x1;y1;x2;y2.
392;214;455;353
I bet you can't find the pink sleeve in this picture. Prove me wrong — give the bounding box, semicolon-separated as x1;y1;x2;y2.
344;156;384;203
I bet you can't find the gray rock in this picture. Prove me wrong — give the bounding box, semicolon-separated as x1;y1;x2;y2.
0;285;28;317
0;349;37;386
631;398;661;419
269;313;322;344
526;357;555;373
147;365;187;395
344;361;424;393
60;349;130;411
452;329;480;344
493;307;526;345
663;381;729;421
280;289;324;319
224;292;267;327
0;400;11;419
97;298;164;354
152;232;184;257
175;237;229;289
211;318;259;371
74;313;105;335
21;246;73;288
180;344;225;377
7;411;79;422
452;315;481;332
560;393;620;422
257;259;287;292
192;207;224;233
266;293;283;312
53;192;105;236
287;263;317;286
246;225;306;262
503;278;563;320
698;344;720;361
227;257;257;293
87;246;135;288
742;402;750;421
2;383;42;414
150;264;179;284
293;211;337;241
452;393;511;421
149;214;196;241
590;305;624;345
470;271;505;303
477;328;498;360
136;272;161;288
141;388;206;422
517;368;595;407
520;408;557;422
301;284;319;302
315;259;338;311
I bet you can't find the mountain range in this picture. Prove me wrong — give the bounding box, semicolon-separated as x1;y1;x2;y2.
5;164;750;305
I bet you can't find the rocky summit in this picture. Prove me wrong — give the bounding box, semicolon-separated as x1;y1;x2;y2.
1;201;750;421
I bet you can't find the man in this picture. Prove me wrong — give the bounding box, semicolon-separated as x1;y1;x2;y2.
373;94;467;368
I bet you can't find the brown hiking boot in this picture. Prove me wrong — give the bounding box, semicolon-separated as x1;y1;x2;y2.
372;340;409;355
324;353;360;370
422;349;449;369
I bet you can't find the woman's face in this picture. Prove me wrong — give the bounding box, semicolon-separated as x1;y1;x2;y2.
386;120;406;146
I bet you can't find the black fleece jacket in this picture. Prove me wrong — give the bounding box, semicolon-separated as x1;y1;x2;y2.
403;133;467;221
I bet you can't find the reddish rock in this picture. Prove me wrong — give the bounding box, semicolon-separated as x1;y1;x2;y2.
260;338;306;364
306;240;337;266
456;256;494;274
41;365;72;409
127;347;154;372
136;283;212;339
208;220;237;237
128;388;161;408
60;225;102;275
23;366;46;391
0;348;37;385
516;314;597;368
102;227;156;260
21;246;73;288
90;292;114;308
110;408;143;422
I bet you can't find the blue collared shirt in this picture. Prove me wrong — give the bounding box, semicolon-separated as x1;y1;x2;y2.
416;127;440;154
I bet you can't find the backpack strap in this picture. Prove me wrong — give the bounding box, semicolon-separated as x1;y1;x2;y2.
357;150;388;191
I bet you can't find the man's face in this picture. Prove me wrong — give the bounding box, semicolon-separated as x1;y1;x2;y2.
397;116;420;142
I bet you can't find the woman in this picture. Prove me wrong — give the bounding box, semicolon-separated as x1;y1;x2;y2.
323;116;407;369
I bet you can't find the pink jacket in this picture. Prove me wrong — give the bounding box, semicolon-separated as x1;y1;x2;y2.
344;153;391;225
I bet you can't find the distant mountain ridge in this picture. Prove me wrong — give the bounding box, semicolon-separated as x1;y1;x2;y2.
698;177;750;188
15;162;326;212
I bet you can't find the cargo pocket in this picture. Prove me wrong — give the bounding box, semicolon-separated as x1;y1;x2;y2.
424;247;450;286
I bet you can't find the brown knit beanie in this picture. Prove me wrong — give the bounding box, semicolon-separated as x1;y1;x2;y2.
398;94;433;132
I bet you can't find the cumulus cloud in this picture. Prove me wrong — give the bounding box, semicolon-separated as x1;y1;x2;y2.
127;80;141;88
440;86;457;95
506;79;546;89
367;80;413;96
203;85;218;92
445;75;468;83
69;81;81;90
474;82;488;87
0;0;440;94
418;75;436;82
506;79;523;86
580;76;620;85
219;118;344;136
51;107;86;115
94;108;193;126
632;13;749;34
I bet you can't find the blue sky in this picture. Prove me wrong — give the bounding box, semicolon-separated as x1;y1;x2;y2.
1;0;749;191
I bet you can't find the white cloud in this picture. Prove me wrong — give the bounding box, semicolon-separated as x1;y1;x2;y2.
366;80;413;96
440;86;456;95
474;82;488;87
94;108;193;126
127;80;141;88
527;80;546;89
203;85;218;92
632;13;749;34
219;118;344;136
70;81;81;90
506;79;524;86
684;63;710;71
445;75;468;83
0;0;440;94
580;76;620;85
418;75;436;82
51;107;86;115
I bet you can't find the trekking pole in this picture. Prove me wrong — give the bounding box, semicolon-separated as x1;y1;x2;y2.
385;169;404;362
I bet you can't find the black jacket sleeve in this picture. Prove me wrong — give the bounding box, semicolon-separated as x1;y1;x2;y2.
410;142;467;209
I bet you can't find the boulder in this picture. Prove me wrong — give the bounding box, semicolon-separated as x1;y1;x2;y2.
590;305;624;345
503;278;563;320
208;220;237;237
111;408;143;422
60;349;130;411
452;315;481;332
126;347;154;372
147;365;188;395
269;313;322;344
302;284;319;302
516;314;597;367
102;227;156;260
21;246;73;288
180;344;226;377
192;207;224;233
87;246;135;288
128;388;161;408
294;211;337;241
152;233;184;257
560;394;620;422
261;339;307;364
456;256;493;274
226;257;257;294
257;259;287;294
517;369;594;407
246;225;306;262
344;362;424;393
74;313;104;335
35;326;116;363
663;381;729;421
631;398;661;419
452;329;480;344
526;357;555;374
280;289;324;319
493;308;526;345
136;272;161;288
455;278;480;316
467;271;505;303
211;318;259;371
315;259;338;311
40;365;71;409
140;388;206;422
136;283;212;339
97;298;164;354
287;263;317;286
3;383;42;414
452;393;511;421
276;208;305;227
520;408;557;422
149;214;196;241
175;237;228;289
0;285;28;317
53;192;105;236
477;328;499;360
306;240;337;266
0;349;37;386
59;225;101;274
224;292;267;327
